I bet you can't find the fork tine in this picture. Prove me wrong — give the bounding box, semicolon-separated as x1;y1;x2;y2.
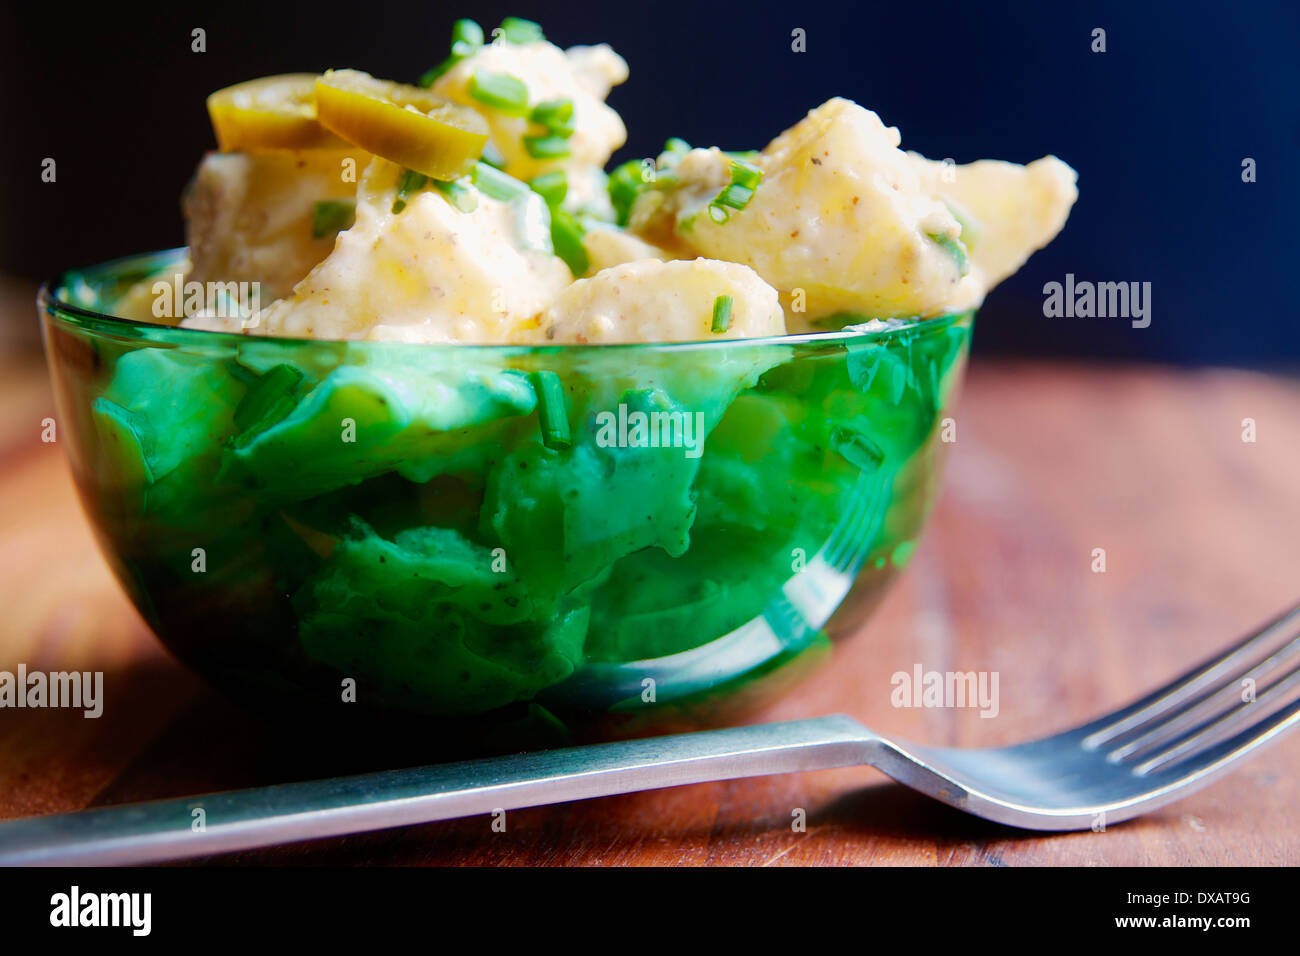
820;472;867;567
1135;690;1300;784
1103;631;1300;763
825;472;871;566
1080;601;1300;749
1131;661;1300;775
826;468;887;570
840;469;891;570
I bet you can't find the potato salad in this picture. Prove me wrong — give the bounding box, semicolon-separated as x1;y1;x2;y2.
166;16;1076;344
61;16;1077;736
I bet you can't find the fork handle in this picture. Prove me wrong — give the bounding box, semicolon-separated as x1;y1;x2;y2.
0;716;875;866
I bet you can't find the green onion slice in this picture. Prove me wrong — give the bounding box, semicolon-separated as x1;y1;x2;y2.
550;209;589;277
531;370;571;449
471;161;530;201
451;18;484;53
469;71;530;115
530;98;575;137
419;18;486;87
927;232;970;276
434;177;478;212
608;159;652;225
704;157;763;224
528;170;568;207
711;294;733;333
714;183;754;210
497;17;544;44
392;169;429;213
942;199;981;250
523;134;572;159
311;199;356;238
728;158;763;189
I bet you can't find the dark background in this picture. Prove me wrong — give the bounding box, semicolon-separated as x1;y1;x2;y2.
2;0;1296;366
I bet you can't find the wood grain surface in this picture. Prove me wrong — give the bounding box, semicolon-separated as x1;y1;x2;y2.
2;351;1298;866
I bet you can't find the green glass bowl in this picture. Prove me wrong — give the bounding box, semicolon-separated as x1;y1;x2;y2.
39;249;972;751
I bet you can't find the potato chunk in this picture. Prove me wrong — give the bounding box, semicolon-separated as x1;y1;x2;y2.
640;99;980;321
537;258;785;344
910;154;1078;290
183;158;571;342
580;225;671;275
184;148;366;305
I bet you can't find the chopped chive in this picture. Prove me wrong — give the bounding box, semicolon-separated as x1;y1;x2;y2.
927;232;970;276
523;134;572;159
728;158;763;189
529;170;568;207
434;178;478;212
530;98;575;137
608;158;653;225
711;294;733;333
550;209;589;277
451;18;484;52
714;183;754;210
392;169;429;214
498;17;544;44
664;137;691;154
471;161;530;201
704;158;762;224
469;70;530;115
419;18;485;87
942;199;981;249
310;199;356;239
531;370;571;449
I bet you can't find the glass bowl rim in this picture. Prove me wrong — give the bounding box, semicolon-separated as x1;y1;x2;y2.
39;247;975;355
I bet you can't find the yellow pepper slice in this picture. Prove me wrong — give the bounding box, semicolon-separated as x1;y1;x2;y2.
207;74;347;151
314;69;489;181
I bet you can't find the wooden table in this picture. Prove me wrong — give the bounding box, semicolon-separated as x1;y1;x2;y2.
2;351;1298;865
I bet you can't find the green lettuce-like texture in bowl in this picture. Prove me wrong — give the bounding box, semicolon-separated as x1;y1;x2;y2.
40;249;972;752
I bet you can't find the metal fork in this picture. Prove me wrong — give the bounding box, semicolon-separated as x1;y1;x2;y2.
2;602;1297;865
